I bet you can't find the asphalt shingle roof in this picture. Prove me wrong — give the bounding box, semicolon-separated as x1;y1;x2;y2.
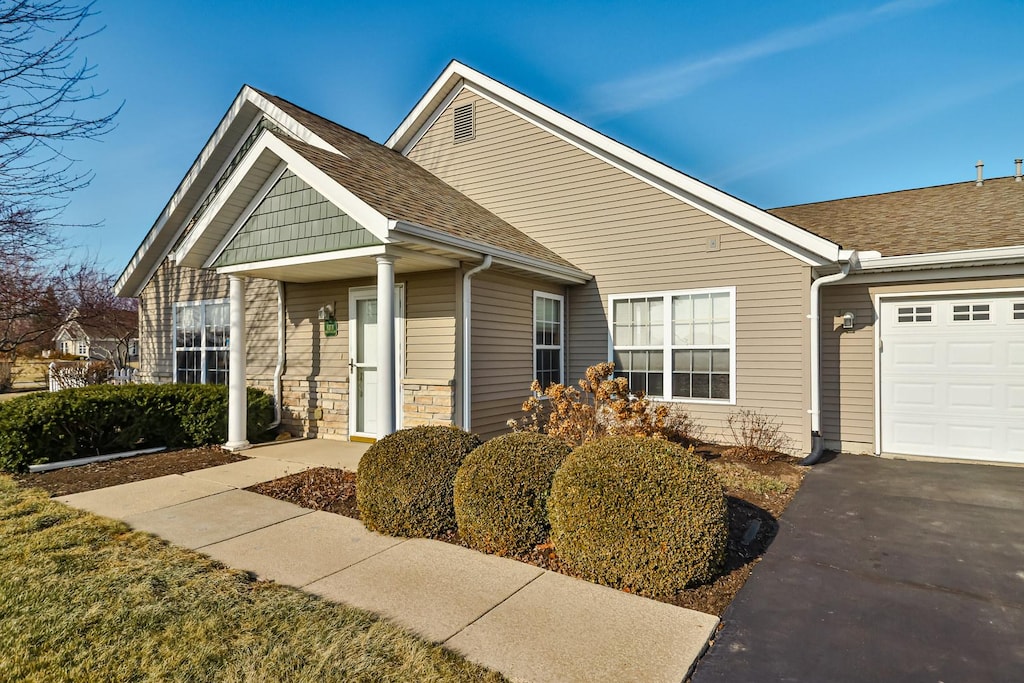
769;176;1024;256
255;88;581;272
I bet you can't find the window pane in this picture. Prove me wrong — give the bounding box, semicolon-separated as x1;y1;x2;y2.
673;295;692;322
711;291;731;320
691;374;710;398
673;349;692;372
672;373;690;398
614;300;631;324
206;350;229;385
206;303;229;347
693;322;711;345
673;320;691;345
693;350;711;372
710;373;730;399
693;294;712;321
648;372;663;397
712;321;730;345
650;350;664;371
613;324;632;346
535;349;561;389
712;349;730;372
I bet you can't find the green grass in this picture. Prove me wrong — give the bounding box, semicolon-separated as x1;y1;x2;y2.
0;477;503;682
708;461;790;496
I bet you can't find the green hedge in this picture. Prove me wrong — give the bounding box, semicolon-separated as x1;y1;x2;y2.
548;436;728;596
0;384;273;473
454;432;571;556
356;425;482;538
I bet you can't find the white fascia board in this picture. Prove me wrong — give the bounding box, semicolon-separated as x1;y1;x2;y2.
392;221;592;284
115;86;342;298
856;245;1024;272
387;61;841;267
176;131;391;267
243;86;340;155
215;245;387;275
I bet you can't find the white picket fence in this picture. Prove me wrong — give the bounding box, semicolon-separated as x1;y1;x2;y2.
48;362;139;392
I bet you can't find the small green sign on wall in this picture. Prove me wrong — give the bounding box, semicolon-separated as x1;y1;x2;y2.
324;318;338;337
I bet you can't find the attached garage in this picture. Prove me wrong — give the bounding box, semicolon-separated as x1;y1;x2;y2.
878;292;1024;463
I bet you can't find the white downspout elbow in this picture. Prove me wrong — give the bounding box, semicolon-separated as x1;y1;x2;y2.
461;255;492;431
268;281;286;430
803;261;852;465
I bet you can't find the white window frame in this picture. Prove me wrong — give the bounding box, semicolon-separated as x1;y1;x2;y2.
607;286;737;405
173;298;230;384
1012;301;1024;323
949;301;994;324
533;292;565;390
76;341;89;357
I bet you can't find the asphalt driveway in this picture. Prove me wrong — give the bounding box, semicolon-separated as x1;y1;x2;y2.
692;454;1024;682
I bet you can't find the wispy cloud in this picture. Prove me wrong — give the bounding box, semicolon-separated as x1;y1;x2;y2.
587;0;944;118
709;70;1024;186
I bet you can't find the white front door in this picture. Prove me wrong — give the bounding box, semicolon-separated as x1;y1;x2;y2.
349;285;404;439
879;293;1024;463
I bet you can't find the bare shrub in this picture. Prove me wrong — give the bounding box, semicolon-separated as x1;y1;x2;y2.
0;361;11;392
659;402;706;446
49;360;112;389
727;409;792;463
509;362;669;447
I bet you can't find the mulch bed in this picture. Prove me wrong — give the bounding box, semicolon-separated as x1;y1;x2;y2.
248;448;804;617
10;434;803;616
247;468;360;519
11;447;247;497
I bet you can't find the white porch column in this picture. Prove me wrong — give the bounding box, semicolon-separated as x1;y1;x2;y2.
376;255;397;438
225;275;250;451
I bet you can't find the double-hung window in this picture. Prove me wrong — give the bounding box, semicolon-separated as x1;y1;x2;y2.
534;292;564;389
610;287;735;402
175;300;229;385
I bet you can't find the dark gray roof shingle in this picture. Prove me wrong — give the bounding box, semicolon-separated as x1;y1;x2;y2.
255;89;581;271
769;177;1024;256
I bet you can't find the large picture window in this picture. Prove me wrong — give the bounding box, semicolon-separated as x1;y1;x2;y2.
175;300;229;385
534;292;564;389
610;288;735;402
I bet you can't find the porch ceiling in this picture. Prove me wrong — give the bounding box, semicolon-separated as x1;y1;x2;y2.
215;245;459;283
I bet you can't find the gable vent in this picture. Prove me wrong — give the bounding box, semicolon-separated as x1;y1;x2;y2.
453;102;475;143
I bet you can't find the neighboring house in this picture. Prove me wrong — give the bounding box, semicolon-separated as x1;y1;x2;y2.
114;61;1023;464
54;307;139;367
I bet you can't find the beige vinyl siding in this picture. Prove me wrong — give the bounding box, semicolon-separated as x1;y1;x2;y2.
281;270;456;382
821;274;1024;454
471;270;564;439
138;260;277;383
409;89;813;450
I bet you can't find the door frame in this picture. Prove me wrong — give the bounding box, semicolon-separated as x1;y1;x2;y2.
348;284;405;439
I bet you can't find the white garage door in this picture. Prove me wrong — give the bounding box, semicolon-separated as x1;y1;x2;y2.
880;293;1024;463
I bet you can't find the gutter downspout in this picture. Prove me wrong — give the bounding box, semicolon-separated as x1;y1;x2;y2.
803;261;852;465
461;255;493;431
268;281;286;430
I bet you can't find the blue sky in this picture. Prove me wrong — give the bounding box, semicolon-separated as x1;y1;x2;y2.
55;0;1024;274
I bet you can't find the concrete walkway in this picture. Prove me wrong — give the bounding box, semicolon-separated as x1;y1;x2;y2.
57;439;719;683
692;454;1024;683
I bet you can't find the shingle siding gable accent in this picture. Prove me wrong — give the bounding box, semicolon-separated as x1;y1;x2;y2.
213;170;380;267
408;89;814;451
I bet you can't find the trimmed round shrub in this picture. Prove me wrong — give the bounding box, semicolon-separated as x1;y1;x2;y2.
548;436;727;596
356;425;481;537
454;432;571;556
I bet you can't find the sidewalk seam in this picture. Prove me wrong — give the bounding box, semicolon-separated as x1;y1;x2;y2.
442;569;547;644
297;538;411;588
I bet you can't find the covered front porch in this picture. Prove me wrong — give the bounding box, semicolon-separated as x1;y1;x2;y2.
161;96;588;449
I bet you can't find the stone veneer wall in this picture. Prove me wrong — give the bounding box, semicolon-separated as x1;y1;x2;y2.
402;378;455;428
271;376;455;439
